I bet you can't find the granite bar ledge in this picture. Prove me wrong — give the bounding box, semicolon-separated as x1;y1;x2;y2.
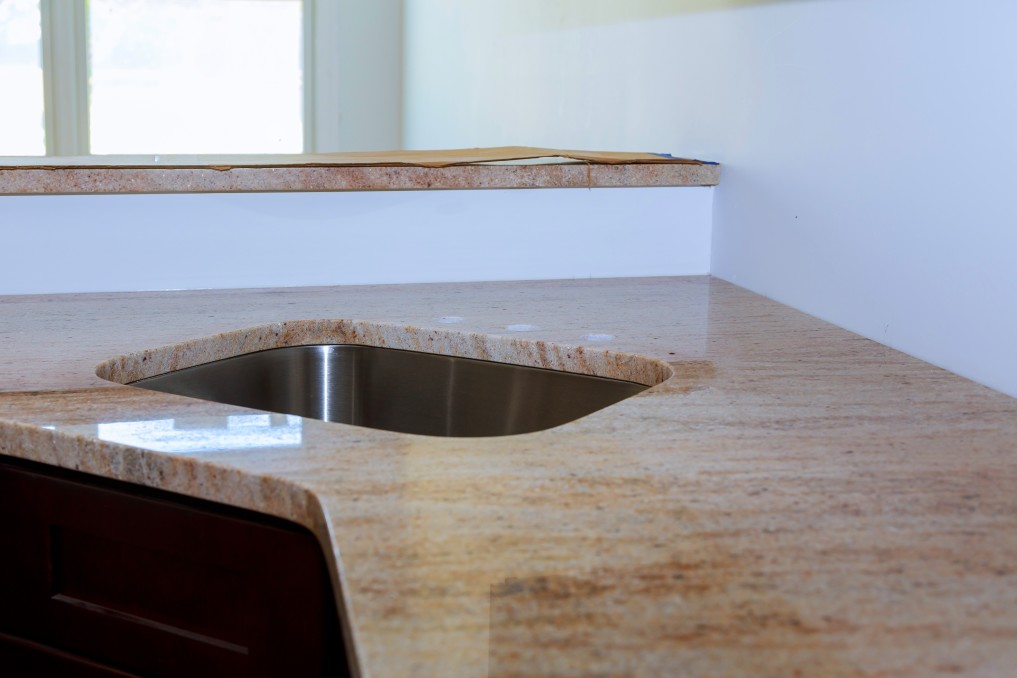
0;150;720;195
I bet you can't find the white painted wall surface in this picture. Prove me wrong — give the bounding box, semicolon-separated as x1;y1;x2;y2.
404;0;1017;398
0;187;711;295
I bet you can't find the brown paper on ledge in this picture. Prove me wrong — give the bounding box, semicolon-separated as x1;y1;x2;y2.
301;146;704;168
3;146;705;171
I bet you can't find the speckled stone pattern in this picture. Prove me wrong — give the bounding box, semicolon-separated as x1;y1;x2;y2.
0;162;719;195
96;319;673;388
1;277;1016;678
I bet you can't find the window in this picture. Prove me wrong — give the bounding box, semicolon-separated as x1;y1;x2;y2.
0;0;319;155
0;1;402;156
89;0;304;154
0;0;45;155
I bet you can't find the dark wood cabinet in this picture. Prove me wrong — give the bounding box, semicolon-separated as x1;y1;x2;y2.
0;458;348;677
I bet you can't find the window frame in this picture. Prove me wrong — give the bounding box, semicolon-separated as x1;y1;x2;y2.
40;0;88;155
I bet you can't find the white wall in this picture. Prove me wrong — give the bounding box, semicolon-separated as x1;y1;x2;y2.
403;0;1017;399
0;187;711;295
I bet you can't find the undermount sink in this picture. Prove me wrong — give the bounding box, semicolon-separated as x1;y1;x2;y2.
129;344;648;437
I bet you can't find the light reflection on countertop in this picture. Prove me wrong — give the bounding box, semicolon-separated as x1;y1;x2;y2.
88;413;303;454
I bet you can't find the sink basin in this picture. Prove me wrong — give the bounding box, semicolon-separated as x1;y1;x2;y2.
129;344;648;437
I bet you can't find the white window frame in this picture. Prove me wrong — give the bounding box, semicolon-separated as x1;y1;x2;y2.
40;0;89;155
302;0;338;153
35;0;379;156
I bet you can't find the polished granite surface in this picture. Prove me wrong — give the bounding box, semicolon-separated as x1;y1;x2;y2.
1;276;1016;677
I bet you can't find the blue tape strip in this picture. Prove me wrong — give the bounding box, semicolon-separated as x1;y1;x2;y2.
650;152;718;165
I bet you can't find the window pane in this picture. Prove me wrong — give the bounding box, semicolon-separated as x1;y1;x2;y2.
89;0;303;154
0;0;45;155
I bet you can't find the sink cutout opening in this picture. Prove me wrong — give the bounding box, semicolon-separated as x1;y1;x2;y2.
127;344;650;438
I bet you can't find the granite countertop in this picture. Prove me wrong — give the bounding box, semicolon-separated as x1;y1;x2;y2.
2;276;1016;677
0;148;719;195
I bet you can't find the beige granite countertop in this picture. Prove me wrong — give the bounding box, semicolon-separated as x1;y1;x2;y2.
0;149;719;195
1;276;1016;677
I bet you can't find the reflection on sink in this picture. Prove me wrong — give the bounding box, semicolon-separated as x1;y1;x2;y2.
129;345;648;437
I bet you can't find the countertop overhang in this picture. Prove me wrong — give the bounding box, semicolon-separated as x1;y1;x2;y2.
1;276;1015;677
0;147;720;195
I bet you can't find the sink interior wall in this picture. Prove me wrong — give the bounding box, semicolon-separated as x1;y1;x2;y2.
129;345;648;437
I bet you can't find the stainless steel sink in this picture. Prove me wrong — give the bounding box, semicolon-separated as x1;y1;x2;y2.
129;345;648;437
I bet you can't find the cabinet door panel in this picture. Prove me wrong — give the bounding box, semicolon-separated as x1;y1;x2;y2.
0;460;347;678
0;631;144;678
